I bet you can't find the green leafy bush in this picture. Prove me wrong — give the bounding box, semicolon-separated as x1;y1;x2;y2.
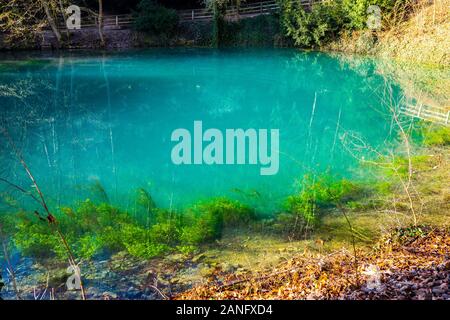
279;0;404;48
279;0;346;48
342;0;402;30
134;0;179;36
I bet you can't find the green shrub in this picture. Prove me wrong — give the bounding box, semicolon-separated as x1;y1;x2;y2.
368;153;436;183
279;0;404;48
134;0;179;36
279;0;346;48
342;0;402;30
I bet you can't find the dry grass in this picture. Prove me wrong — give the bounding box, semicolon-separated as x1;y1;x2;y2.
328;0;450;67
378;0;450;66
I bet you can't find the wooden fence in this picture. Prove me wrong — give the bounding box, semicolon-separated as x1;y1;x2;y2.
56;0;317;30
178;0;281;22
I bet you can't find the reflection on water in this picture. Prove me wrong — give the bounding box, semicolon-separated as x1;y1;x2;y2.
0;49;405;213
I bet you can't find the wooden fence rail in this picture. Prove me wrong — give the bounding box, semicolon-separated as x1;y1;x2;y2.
54;0;318;30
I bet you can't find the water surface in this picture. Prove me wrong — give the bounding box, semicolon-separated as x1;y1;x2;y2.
0;49;401;213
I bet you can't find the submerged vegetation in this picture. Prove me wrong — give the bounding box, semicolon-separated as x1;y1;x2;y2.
0;192;258;261
2;122;449;261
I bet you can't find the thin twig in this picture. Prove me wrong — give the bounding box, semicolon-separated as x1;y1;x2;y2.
0;126;86;300
148;284;169;300
0;224;21;299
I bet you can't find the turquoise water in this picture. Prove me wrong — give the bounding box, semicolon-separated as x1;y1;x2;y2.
0;49;400;213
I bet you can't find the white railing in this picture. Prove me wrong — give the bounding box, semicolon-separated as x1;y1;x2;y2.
401;103;450;125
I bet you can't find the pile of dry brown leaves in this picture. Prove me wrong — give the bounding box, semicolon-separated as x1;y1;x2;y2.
176;227;449;300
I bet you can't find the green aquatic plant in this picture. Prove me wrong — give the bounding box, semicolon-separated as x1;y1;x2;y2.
136;188;157;212
77;235;103;260
14;217;62;259
0;216;21;299
8;197;156;260
11;197;186;260
120;224;169;258
213;198;256;226
180;198;255;245
365;153;436;185
11;200;132;261
181;205;224;245
89;180;110;204
280;174;364;238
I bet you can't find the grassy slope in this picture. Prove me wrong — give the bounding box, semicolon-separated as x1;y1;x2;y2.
328;0;450;67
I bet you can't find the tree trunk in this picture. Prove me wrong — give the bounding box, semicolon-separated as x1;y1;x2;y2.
212;1;225;48
41;0;62;46
98;0;105;47
58;0;70;39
